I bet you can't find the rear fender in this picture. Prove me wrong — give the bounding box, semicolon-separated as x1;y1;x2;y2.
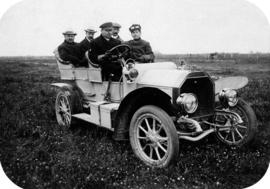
51;82;84;113
51;82;73;90
51;82;84;98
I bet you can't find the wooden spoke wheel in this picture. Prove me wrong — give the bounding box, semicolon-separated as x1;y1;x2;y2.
129;105;179;167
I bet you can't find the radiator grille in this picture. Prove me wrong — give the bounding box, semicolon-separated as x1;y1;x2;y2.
179;72;215;117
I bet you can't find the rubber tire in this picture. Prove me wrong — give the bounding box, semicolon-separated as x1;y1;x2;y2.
215;98;258;147
129;105;179;168
55;88;82;128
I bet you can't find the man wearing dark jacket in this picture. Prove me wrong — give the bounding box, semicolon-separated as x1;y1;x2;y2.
58;30;88;67
88;22;121;80
79;28;96;54
126;24;155;63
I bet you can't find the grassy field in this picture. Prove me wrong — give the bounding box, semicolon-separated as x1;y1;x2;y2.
0;55;270;189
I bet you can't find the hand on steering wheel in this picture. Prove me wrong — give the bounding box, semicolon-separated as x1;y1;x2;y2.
106;44;131;60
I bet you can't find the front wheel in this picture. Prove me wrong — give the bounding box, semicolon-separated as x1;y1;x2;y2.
129;105;179;167
214;98;257;147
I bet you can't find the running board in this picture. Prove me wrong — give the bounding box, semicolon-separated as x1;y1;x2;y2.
72;113;92;122
72;101;119;131
72;113;114;131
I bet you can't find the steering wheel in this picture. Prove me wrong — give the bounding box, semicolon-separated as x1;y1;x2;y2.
106;44;131;60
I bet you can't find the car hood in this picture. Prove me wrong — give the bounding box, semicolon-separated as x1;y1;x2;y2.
134;62;190;88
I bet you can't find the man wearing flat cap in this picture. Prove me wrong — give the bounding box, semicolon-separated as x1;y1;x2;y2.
88;22;121;80
126;24;155;63
79;28;97;54
57;30;88;67
112;22;123;42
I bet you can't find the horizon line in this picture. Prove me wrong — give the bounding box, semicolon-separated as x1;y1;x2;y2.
0;52;270;57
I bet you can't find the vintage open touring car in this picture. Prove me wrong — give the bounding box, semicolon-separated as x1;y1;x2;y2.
51;44;257;167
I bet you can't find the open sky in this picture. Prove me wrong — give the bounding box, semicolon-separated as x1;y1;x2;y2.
0;0;269;56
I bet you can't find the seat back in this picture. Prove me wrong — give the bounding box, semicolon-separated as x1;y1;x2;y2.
53;48;74;79
85;51;102;83
85;51;100;68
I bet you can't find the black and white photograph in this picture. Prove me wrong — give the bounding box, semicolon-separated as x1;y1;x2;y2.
0;0;270;188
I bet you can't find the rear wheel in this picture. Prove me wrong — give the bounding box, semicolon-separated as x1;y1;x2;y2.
214;98;257;146
55;88;82;128
129;105;179;167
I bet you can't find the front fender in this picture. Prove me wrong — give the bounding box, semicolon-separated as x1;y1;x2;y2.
215;76;248;94
113;87;175;141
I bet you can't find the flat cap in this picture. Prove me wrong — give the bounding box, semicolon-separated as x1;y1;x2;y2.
84;28;97;33
112;22;121;28
99;22;113;29
62;30;77;35
129;24;141;32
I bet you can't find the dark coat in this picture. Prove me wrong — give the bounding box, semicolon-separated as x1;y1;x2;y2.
88;35;121;80
125;38;155;63
88;35;121;64
58;41;88;67
79;38;92;54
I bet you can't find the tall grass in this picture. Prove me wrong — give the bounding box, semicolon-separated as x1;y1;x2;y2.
0;57;269;189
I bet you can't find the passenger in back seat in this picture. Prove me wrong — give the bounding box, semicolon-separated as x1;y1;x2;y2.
79;27;96;54
57;30;88;67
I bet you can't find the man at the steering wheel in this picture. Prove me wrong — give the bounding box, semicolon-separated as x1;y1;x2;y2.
87;22;121;81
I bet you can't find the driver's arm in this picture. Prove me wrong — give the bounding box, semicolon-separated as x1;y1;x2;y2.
98;54;108;61
98;51;119;62
88;42;114;64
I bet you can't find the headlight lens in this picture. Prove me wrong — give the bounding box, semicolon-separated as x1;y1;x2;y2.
176;93;198;113
124;63;139;81
219;88;238;107
129;68;139;80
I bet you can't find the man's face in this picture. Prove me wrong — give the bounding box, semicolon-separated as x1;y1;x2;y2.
64;34;75;43
112;27;120;37
101;27;113;39
131;30;141;40
86;32;95;40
